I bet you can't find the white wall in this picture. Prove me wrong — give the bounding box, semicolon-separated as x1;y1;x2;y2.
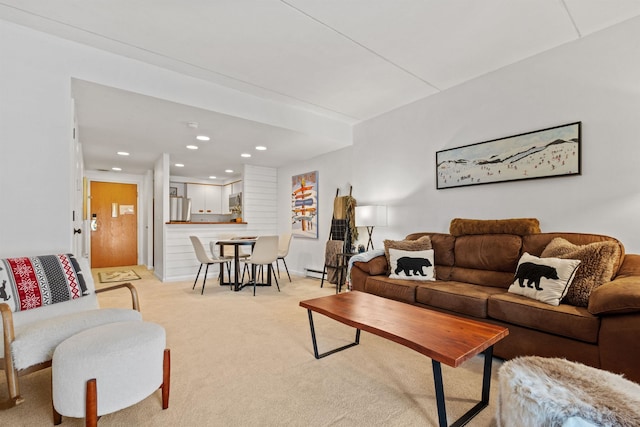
278;147;353;276
243;165;278;236
4;15;640;268
154;154;170;279
276;15;640;279
0;19;349;261
350;16;640;254
0;22;75;256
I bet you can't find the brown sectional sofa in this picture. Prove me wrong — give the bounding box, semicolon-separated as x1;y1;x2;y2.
350;219;640;383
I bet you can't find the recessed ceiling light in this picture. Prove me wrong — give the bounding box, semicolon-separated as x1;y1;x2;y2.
196;135;210;141
225;169;233;173
241;153;251;158
117;151;130;156
112;167;122;171
186;145;198;150
255;146;267;151
175;163;184;167
208;175;217;179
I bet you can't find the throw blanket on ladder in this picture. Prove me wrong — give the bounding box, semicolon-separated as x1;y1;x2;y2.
0;254;88;312
325;240;344;285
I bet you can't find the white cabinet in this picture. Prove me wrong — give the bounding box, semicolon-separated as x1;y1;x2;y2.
231;180;243;194
187;184;205;213
206;185;222;213
187;184;222;214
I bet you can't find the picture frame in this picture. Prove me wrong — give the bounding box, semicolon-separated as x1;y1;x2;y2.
291;171;318;239
436;122;581;189
169;186;178;196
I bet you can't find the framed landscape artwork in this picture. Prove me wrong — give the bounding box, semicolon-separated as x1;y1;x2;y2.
436;122;581;189
291;171;318;238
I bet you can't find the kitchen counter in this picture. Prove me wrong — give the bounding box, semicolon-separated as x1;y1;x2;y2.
164;221;253;280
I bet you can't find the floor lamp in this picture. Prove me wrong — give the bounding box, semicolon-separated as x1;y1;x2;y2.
355;205;387;251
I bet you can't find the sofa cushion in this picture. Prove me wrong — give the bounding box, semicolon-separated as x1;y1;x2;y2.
11;308;142;370
364;276;417;304
449;234;523;287
454;234;522;273
449;218;541;236
388;249;435;281
488;293;600;343
416;281;507;318
448;267;516;289
406;233;456;268
508;252;581;306
542;238;622;307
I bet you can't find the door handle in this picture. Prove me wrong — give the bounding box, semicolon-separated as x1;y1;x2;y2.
74;228;82;235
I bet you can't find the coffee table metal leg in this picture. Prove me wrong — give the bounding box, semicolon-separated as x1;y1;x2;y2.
306;309;360;359
432;359;447;427
431;346;494;427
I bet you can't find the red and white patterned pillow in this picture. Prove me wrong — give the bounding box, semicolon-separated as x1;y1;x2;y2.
0;254;88;312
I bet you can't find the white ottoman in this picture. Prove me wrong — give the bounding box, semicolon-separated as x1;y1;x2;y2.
497;356;640;427
52;321;170;426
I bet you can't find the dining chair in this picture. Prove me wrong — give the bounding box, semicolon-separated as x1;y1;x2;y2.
210;234;232;258
190;236;231;295
276;232;293;282
241;235;280;296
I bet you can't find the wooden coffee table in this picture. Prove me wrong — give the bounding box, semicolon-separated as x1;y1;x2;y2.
299;291;509;427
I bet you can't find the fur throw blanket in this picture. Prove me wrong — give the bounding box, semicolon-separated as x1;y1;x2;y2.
498;356;640;427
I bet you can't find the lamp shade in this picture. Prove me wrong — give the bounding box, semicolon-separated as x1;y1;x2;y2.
355;205;387;227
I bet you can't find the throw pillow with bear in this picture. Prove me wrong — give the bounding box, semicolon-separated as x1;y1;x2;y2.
508;252;581;306
388;248;435;281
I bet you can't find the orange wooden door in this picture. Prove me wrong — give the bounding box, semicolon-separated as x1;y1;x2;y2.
90;181;138;268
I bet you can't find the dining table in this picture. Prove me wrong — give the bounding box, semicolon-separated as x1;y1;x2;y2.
215;237;256;291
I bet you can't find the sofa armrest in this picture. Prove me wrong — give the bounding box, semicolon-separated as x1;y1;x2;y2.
588;277;640;315
350;255;388;292
614;254;640;278
96;282;140;311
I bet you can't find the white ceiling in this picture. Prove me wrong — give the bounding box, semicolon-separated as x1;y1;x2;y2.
2;1;640;179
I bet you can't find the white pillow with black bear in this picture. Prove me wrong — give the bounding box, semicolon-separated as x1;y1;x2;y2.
509;252;581;306
388;248;435;281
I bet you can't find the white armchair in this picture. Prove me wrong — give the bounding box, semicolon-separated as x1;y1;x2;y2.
0;255;141;408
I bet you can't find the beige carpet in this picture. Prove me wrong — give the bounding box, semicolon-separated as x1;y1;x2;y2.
1;268;500;426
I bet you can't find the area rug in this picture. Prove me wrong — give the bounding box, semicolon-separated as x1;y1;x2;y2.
98;269;141;283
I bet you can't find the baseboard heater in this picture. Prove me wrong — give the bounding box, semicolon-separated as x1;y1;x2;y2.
305;268;325;279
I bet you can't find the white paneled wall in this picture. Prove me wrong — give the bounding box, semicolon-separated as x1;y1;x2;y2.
165;224;251;281
243;165;278;235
